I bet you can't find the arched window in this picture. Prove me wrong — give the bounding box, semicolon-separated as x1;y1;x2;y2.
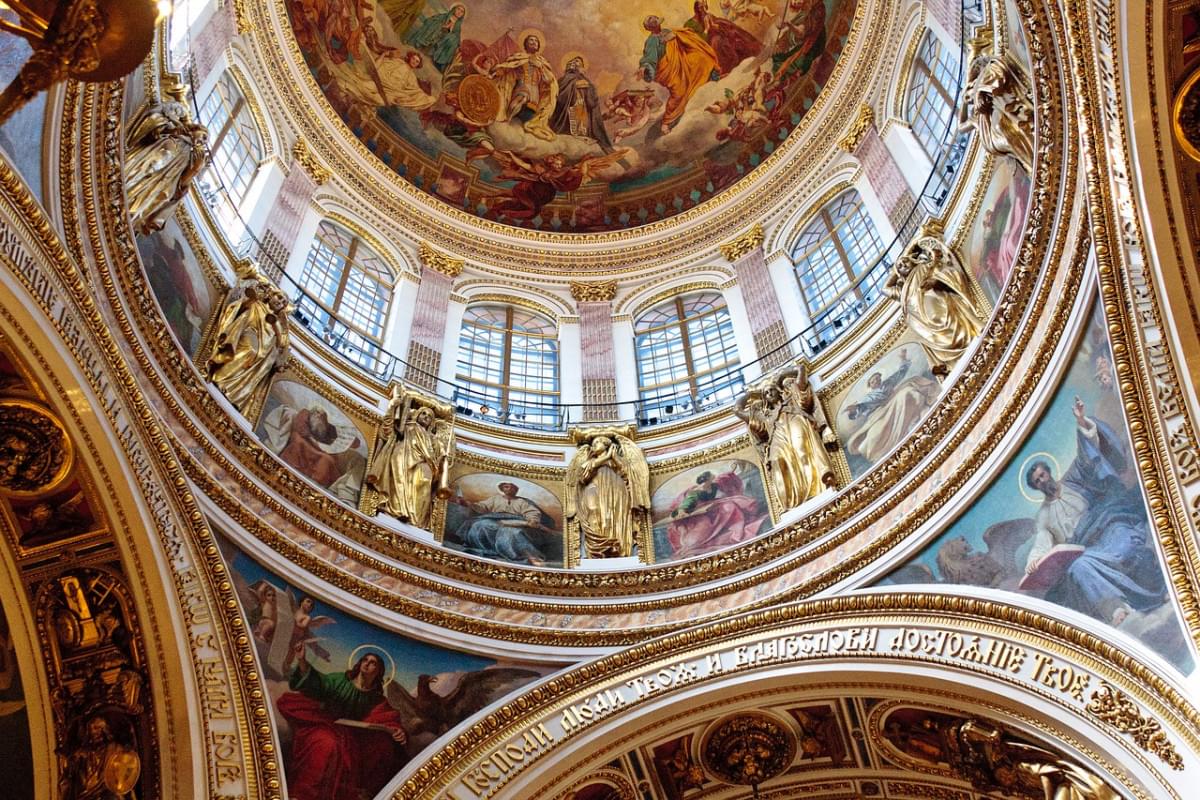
197;71;263;238
295;220;394;372
634;292;742;423
791;189;885;318
455;305;560;428
905;30;960;161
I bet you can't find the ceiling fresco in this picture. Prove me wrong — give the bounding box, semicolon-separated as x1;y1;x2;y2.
286;0;858;231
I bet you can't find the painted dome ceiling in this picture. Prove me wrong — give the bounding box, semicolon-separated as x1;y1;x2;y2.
285;0;858;232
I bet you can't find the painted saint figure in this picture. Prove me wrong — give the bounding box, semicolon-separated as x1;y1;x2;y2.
276;648;408;800
640;15;721;133
550;56;615;151
842;348;941;464
261;402;366;503
490;33;559;140
684;0;761;76
665;467;768;558
772;0;828;79
374;49;438;110
450;482;554;566
404;3;466;72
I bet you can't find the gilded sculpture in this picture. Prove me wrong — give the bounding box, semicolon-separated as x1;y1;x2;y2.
363;387;455;529
958;45;1035;173
123;85;208;235
206;268;292;416
736;366;836;510
565;425;650;560
884;228;985;375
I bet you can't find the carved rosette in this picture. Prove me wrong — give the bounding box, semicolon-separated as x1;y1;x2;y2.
701;712;797;788
0;399;73;496
718;223;766;262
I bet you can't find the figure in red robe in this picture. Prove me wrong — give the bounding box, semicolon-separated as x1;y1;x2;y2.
665;468;769;559
276;646;408;800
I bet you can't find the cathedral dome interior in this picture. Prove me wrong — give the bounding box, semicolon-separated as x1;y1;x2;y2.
0;0;1197;798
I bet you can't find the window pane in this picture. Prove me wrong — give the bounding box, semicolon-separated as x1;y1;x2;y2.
791;189;884;316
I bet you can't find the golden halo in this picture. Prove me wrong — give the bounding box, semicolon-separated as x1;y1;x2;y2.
517;28;547;51
560;50;588;73
1017;451;1061;504
347;645;397;687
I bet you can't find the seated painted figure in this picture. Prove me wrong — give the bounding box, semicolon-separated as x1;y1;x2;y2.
449;482;555;566
1022;398;1167;626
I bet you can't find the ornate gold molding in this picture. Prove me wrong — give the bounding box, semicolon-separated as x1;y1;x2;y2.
839;104;876;153
291;138;330;185
718;224;765;262
232;0;253;35
418;241;464;278
569;280;617;303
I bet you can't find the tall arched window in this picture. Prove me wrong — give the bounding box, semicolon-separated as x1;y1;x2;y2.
791;189;885;317
635;292;742;423
455;304;560;427
295;220;394;372
197;71;264;238
905;30;960;161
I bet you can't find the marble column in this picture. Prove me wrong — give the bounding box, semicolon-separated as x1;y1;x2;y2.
405;244;462;392
257;141;325;280
842;105;920;239
720;224;792;371
570;280;619;421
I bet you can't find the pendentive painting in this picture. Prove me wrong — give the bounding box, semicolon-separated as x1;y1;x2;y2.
964;158;1031;305
880;293;1194;673
1003;0;1031;71
443;471;565;567
255;380;371;505
0;603;32;799
650;457;770;561
219;537;548;800
832;343;941;479
135;215;217;357
286;0;859;231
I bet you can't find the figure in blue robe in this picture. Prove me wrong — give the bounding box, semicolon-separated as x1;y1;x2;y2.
404;4;466;72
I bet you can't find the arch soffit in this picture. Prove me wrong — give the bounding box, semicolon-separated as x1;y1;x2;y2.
772;176;861;257
615;271;736;320
889;8;930;121
452;282;572;321
307;208;410;285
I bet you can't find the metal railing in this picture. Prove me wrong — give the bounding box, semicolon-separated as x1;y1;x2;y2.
163;0;982;432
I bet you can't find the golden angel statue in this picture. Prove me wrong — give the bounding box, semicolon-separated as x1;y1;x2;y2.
363;388;455;529
958;51;1035;172
736;366;836;510
123;86;209;235
565;426;651;560
885;232;985;374
206;270;291;415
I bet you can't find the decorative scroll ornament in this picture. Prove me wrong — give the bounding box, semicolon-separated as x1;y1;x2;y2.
206;267;292;416
1172;65;1200;162
569;280;618;303
701;712;797;789
232;0;253;35
735;366;837;510
1086;682;1183;770
885;222;985;375
291;138;331;185
362;387;455;529
418;242;465;278
838;103;875;152
957;35;1035;172
565;424;651;564
0;0;156;124
0;398;72;495
124;85;209;234
718;223;765;262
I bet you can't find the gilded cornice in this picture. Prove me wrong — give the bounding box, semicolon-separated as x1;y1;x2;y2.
718;224;766;262
291;138;330;185
569;280;617;303
418;241;464;278
839;104;877;153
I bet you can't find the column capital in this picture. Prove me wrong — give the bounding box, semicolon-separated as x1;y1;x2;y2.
570;280;617;303
719;223;765;262
839;104;876;153
418;242;465;277
291;139;331;185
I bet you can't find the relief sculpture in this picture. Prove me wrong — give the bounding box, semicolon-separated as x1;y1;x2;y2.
123;84;208;235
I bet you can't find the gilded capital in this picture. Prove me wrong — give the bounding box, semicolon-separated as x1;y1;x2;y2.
292;139;331;185
570;280;618;303
839;104;876;153
418;242;465;277
718;223;765;262
233;0;253;34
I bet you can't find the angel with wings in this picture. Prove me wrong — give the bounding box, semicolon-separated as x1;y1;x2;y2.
565;427;651;559
487;147;631;221
364;388;455;530
282;596;337;671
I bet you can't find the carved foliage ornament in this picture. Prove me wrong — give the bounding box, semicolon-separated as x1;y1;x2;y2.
838;103;876;153
718;223;766;262
569;280;618;303
418;241;464;278
701;712;797;788
0;398;73;495
292;138;330;185
1085;682;1183;770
